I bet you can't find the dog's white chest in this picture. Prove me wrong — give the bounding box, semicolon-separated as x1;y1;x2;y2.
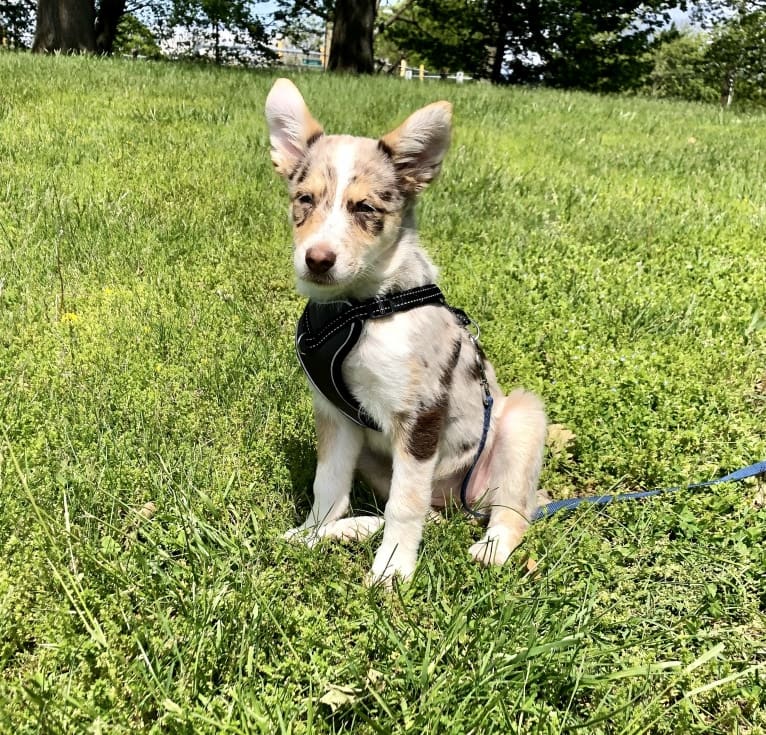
342;315;421;429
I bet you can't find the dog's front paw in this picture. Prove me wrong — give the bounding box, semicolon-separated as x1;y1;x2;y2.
365;544;417;588
283;525;320;549
468;527;520;567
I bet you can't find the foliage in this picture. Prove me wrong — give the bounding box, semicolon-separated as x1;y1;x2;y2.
0;0;34;48
1;53;765;733
381;0;492;75
707;8;766;104
113;12;163;57
271;0;334;45
381;0;681;89
647;31;720;102
689;0;766;28
168;0;273;64
647;11;766;106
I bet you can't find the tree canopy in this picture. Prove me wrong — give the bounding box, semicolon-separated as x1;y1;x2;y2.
381;0;687;89
14;0;766;105
0;0;35;47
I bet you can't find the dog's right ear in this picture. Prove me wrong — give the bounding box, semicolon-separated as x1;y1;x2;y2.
265;79;324;178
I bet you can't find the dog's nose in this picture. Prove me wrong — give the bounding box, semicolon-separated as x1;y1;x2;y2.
305;246;336;275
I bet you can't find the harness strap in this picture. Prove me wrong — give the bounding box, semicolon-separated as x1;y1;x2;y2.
298;284;446;352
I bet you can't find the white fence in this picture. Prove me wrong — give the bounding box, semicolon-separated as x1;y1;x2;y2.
269;42;470;82
397;61;470;83
269;42;326;69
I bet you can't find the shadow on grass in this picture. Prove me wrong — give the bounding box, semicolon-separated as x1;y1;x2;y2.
282;435;385;519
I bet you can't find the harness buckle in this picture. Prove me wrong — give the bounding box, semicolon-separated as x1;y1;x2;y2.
369;296;394;319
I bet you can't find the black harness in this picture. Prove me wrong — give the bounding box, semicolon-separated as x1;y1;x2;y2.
295;284;447;431
295;283;494;519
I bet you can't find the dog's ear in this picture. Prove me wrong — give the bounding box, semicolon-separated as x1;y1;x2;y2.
265;78;324;178
379;101;452;194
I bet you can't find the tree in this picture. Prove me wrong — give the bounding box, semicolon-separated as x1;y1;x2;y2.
646;9;766;106
272;0;378;73
0;0;35;47
689;0;766;27
646;30;719;102
32;0;272;61
32;0;143;53
169;0;271;65
327;0;375;72
707;8;766;105
381;0;491;75
382;0;684;88
113;11;162;56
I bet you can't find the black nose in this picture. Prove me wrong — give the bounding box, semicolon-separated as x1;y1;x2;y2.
305;246;336;275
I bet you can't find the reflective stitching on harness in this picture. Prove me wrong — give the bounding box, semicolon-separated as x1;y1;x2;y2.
299;285;444;351
329;325;361;416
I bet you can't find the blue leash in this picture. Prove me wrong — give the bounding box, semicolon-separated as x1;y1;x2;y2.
456;312;495;521
532;460;766;521
459;393;494;520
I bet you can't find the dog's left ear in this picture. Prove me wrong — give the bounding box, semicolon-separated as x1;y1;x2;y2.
265;78;324;178
379;101;452;194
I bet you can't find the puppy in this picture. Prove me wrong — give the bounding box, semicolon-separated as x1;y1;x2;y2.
265;78;547;585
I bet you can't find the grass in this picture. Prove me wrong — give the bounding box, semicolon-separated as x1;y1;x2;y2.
0;50;765;733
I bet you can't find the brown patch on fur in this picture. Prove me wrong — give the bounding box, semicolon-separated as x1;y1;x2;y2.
403;339;462;461
290;158;338;235
291;160;311;185
441;339;462;389
377;139;394;159
458;438;477;455
407;398;447;461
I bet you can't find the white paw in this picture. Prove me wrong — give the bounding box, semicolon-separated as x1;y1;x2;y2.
282;526;320;549
330;516;384;542
365;544;416;588
468;527;517;567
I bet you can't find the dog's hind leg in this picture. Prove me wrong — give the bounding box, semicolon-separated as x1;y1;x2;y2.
467;389;547;566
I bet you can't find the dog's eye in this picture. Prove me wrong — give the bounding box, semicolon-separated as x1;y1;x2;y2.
297;193;313;206
353;201;377;215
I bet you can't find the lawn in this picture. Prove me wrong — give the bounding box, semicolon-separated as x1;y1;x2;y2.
0;51;765;733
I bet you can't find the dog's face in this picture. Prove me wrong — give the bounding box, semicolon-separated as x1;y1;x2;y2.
265;79;452;300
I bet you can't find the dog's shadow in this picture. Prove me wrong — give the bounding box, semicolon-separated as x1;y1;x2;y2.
283;435;384;520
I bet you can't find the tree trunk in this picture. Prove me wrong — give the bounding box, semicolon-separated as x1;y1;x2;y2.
490;17;508;84
32;0;96;53
94;0;125;53
328;0;375;74
720;69;734;107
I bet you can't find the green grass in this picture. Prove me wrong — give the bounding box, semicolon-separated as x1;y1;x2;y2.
1;51;765;733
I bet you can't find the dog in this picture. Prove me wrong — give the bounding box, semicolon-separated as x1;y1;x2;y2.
265;78;547;585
